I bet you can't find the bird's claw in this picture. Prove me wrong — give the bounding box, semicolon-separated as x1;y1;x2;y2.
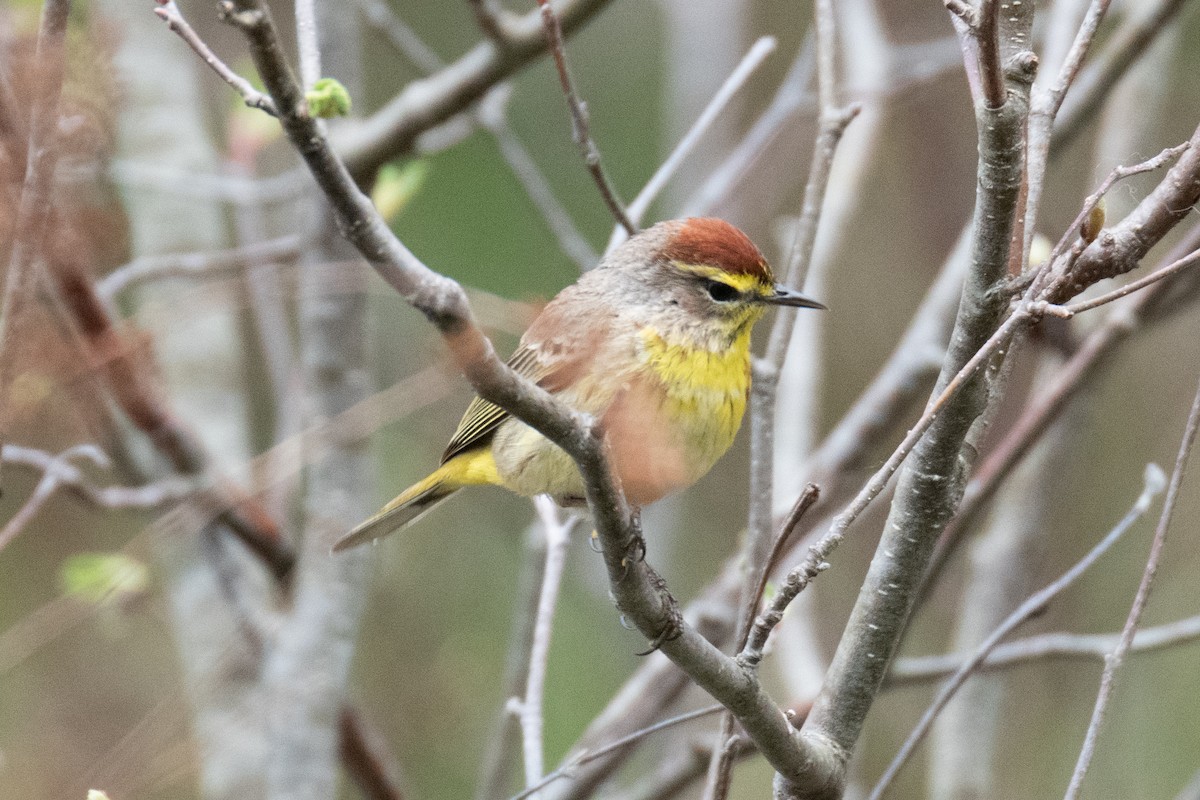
634;566;683;655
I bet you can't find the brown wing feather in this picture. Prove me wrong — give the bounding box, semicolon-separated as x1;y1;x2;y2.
441;346;551;463
440;289;612;465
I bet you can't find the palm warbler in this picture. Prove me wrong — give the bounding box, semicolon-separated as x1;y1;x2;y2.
334;217;823;550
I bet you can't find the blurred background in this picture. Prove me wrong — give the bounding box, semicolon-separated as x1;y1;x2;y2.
2;0;1200;798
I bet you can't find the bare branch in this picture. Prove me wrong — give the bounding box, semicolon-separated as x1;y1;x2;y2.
868;465;1165;800
98;236;303;300
608;35;778;251
1049;122;1200;302
339;707;408;800
0;444;194;551
337;0;618;179
353;0;442;72
975;0;1005;108
479;87;598;270
921;223;1200;597
518;497;575;791
1062;247;1200;314
534;0;634;235
155;1;278;116
889;615;1200;684
796;10;1036;791
1064;375;1200;799
355;2;595;269
510;705;726;800
1054;0;1191;153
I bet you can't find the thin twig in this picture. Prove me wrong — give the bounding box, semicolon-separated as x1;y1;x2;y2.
338;0;618;177
1031;141;1189;296
518;497;575;793
97;236;303;300
1021;0;1112;267
741;0;854;676
868;464;1166;800
737;485;821;656
534;0;635;235
1062;247;1200;314
359;0;595;269
1053;0;1191;153
479;87;598;270
509;705;726;800
888;614;1200;684
607;35;778;251
154;1;278;116
476;516;553;800
0;445;196;551
1064;374;1200;800
353;0;442;72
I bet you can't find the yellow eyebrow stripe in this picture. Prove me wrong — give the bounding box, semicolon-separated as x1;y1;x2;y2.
670;261;767;295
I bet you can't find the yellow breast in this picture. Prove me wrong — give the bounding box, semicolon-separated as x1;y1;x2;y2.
635;325;752;468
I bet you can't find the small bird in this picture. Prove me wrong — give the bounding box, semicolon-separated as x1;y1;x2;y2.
334;218;824;551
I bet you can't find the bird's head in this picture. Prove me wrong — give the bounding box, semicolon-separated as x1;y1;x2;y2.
607;217;825;346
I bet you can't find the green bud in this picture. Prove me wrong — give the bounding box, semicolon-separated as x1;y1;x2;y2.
60;553;149;605
371;160;431;222
306;78;352;119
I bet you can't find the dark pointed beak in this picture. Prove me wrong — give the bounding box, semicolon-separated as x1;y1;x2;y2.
762;284;826;309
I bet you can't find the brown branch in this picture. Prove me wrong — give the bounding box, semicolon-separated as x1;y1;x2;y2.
0;0;71;490
975;0;1004;108
339;707;408;800
1049;122;1200;302
919;223;1200;601
534;0;635;235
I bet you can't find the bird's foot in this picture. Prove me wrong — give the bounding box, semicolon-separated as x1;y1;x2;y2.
635;564;684;655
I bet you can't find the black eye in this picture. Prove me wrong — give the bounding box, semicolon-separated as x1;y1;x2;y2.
705;280;739;303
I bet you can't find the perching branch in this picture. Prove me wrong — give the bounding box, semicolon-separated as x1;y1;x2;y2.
188;2;833;792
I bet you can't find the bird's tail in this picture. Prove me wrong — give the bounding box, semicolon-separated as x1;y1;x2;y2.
332;470;458;552
332;449;502;552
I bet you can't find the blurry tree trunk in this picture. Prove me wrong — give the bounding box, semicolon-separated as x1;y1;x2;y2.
264;6;375;800
99;2;272;798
